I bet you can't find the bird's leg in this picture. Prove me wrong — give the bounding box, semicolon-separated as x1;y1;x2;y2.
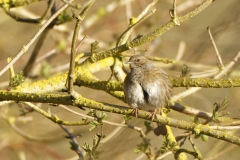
132;107;139;118
150;109;158;121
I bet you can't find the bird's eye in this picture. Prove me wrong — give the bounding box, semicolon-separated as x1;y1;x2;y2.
136;59;140;62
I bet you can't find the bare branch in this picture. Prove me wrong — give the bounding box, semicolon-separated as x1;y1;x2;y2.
207;26;224;69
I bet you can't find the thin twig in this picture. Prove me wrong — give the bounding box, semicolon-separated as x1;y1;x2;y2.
116;0;158;46
66;12;82;96
58;104;126;127
127;123;154;158
210;125;240;131
82;0;136;29
173;0;177;17
100;120;125;143
188;136;203;160
39;0;56;22
22;102;89;125
91;125;103;156
169;0;180;26
207;26;224;69
59;124;85;160
7;58;15;78
66;0;95;98
62;0;81;9
76;35;88;52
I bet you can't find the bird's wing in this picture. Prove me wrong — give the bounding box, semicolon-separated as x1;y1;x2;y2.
140;67;171;108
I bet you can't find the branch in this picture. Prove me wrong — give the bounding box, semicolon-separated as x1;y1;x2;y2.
1;91;240;146
171;77;240;88
22;102;90;126
59;125;85;160
207;26;224;69
66;0;95;98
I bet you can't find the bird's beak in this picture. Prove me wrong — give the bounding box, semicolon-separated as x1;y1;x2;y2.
125;61;133;64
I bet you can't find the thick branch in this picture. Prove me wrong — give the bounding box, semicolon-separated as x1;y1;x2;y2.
171;77;240;88
1;91;240;146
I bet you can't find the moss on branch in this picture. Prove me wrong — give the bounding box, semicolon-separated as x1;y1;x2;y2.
171;77;240;88
0;90;240;146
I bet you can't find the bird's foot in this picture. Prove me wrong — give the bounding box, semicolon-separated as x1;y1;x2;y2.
150;109;158;122
132;108;139;118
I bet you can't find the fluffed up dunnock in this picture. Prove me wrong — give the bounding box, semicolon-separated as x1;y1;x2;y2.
124;55;172;136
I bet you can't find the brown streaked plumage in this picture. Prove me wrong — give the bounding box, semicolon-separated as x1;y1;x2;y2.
124;55;172;136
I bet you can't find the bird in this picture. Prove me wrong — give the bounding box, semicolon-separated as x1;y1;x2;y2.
123;55;172;136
